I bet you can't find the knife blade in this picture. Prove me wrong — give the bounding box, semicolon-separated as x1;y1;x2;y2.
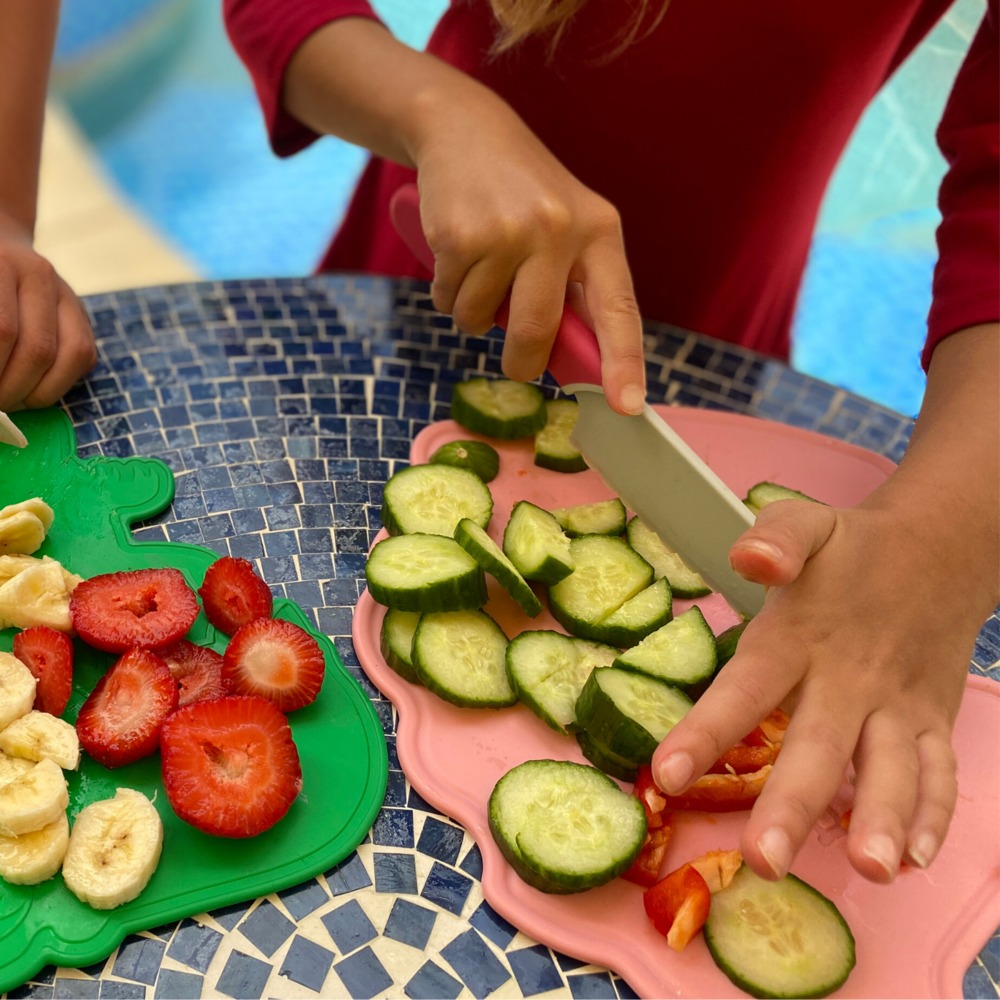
389;183;764;616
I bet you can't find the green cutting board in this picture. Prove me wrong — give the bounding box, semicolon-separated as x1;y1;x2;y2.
0;408;388;993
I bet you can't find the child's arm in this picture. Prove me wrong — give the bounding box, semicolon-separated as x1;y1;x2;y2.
0;0;96;410
281;16;647;415
653;321;1000;882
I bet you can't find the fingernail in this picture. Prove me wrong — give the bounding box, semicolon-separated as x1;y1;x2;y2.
862;833;899;879
756;827;793;879
735;538;783;561
907;831;938;869
619;383;646;415
655;752;693;794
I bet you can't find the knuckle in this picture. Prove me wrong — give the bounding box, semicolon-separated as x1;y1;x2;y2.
508;312;554;349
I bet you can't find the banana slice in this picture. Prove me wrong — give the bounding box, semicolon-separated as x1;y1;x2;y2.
0;711;80;770
0;653;36;731
0;749;34;786
0;554;41;588
0;812;69;885
0;411;27;449
0;757;68;836
0;511;47;556
62;788;163;909
0;560;77;632
0;498;54;534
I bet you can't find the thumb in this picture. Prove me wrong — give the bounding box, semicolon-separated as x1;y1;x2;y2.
730;500;836;588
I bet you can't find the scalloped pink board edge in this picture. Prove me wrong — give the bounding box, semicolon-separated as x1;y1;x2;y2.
354;405;1000;999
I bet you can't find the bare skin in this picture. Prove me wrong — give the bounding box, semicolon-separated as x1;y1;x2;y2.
287;15;999;882
0;0;97;411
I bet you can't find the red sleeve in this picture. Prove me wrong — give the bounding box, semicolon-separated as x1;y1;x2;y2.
223;0;382;157
924;0;1000;369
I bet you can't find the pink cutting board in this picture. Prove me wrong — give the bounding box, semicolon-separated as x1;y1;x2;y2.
353;405;1000;999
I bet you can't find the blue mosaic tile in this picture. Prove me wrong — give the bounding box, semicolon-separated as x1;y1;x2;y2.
373;851;418;895
469;900;518;951
166;920;222;974
440;929;512;999
404;961;463;1000
371;807;415;848
53;981;99;999
96;982;144;999
566;971;618;999
278;935;335;992
331;946;393;1000
508;944;565;996
420;861;474;916
325;852;372;894
416;817;464;865
320;899;379;954
110;936;166;986
236;900;296;958
213;951;270;1000
383;898;437;951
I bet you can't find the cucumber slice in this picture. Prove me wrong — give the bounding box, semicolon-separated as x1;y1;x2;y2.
626;516;710;598
550;498;627;538
428;439;501;482
548;535;653;642
715;620;749;668
488;759;646;893
705;864;856;999
451;378;546;439
365;533;487;611
612;605;718;695
744;481;820;516
534;398;587;473
574;729;640;782
381;463;494;537
575;666;693;764
505;630;617;733
454;518;542;617
502;500;574;585
586;577;673;648
412;610;515;708
379;608;422;683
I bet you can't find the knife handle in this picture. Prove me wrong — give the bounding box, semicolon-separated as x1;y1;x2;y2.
389;183;603;388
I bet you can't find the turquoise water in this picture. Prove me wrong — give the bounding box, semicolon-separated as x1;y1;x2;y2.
51;0;983;419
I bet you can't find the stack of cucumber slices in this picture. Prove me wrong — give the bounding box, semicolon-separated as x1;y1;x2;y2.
365;378;853;998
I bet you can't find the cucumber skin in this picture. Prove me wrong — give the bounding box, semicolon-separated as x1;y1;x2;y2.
715;620;749;668
575;730;639;782
704;866;856;1000
380;463;494;537
451;378;546;439
587;578;673;648
488;759;647;893
379;609;422;684
454;518;543;618
429;439;501;482
502;501;575;585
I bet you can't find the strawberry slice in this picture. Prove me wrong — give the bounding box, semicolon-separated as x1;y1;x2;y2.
160;695;302;837
158;639;227;707
222;617;325;712
70;568;199;653
76;647;179;768
198;556;273;636
12;625;74;716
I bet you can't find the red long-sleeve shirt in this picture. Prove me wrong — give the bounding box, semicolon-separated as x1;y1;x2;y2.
225;0;999;368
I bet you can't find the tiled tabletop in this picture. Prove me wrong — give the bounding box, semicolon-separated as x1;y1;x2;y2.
4;274;998;1000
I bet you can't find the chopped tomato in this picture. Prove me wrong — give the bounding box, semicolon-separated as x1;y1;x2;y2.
643;862;711;951
658;764;773;812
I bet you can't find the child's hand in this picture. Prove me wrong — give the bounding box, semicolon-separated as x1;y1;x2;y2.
651;493;983;883
0;228;97;411
410;95;646;416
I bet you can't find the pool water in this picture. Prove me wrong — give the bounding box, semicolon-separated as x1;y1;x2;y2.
50;0;984;419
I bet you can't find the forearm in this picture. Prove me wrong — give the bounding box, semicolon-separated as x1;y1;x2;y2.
871;323;1000;619
282;16;521;169
0;0;60;238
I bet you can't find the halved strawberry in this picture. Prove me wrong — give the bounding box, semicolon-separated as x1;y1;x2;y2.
198;556;273;636
76;647;179;768
160;695;302;838
158;639;227;707
222;617;325;712
13;625;74;716
70;568;199;653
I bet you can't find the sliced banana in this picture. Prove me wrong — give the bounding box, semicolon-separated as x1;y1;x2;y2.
62;788;163;910
0;749;34;786
0;811;69;885
0;711;80;770
0;560;77;632
0;510;47;556
0;411;27;449
0;498;54;534
0;554;41;587
0;653;36;731
0;757;68;836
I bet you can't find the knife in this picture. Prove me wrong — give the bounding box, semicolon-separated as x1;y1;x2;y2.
389;183;764;616
0;410;27;449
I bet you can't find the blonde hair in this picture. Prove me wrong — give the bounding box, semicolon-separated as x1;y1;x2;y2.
488;0;668;57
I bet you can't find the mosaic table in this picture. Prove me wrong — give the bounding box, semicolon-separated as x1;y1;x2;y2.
4;274;998;1000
